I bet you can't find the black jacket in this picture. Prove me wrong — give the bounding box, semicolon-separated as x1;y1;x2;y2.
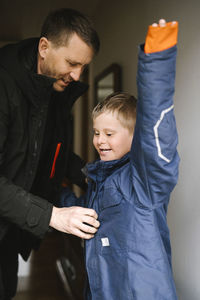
0;38;88;259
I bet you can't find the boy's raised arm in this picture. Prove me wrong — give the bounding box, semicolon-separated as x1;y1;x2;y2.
130;19;180;209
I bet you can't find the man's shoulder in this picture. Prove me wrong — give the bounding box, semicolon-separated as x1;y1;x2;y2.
0;66;15;86
0;38;39;71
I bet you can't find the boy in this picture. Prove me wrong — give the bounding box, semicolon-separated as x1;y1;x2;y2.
60;19;179;299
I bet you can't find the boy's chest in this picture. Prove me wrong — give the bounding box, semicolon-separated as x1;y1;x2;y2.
87;163;131;212
87;173;133;223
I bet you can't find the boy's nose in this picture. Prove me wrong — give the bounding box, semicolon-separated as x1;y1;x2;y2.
97;135;106;144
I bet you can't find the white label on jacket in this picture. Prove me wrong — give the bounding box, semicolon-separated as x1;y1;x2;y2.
101;237;110;247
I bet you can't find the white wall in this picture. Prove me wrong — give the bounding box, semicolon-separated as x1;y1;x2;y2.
92;1;200;299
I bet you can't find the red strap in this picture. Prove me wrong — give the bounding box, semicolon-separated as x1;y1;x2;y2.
50;143;61;179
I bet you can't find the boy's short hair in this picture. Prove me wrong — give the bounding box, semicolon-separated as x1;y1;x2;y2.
40;8;100;54
92;92;137;133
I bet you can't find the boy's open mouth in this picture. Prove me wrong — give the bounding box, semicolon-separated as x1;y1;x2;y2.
99;149;111;152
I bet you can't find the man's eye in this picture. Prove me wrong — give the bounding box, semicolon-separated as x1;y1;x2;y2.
67;60;77;67
69;62;77;67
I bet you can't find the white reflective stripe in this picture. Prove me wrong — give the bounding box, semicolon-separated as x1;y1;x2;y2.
153;105;174;163
101;237;110;247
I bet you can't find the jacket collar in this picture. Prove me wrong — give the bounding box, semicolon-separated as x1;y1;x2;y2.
84;153;130;184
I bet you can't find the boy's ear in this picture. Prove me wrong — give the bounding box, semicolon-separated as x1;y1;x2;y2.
38;37;50;59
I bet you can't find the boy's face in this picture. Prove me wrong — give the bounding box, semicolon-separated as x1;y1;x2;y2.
93;111;133;161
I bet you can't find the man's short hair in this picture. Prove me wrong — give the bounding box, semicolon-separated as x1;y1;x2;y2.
40;8;100;54
92;92;137;133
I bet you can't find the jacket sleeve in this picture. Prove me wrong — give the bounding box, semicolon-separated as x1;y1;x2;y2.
59;187;86;208
0;78;53;240
130;23;180;209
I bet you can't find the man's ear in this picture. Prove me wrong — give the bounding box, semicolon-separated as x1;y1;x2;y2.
38;37;49;59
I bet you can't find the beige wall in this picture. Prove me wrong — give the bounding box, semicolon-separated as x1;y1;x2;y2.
92;0;200;299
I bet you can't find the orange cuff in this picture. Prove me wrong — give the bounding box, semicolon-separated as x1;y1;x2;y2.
144;21;178;54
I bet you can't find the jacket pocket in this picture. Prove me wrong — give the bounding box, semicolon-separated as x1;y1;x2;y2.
97;186;134;252
100;186;121;210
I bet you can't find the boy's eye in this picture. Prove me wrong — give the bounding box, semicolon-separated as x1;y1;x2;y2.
94;131;99;136
106;133;112;136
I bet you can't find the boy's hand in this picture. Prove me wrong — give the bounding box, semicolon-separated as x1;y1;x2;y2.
49;206;100;239
152;18;168;27
144;19;178;54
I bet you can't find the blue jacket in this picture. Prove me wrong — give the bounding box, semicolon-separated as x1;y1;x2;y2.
61;44;179;300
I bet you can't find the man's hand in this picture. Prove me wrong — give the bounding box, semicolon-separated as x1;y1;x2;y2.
49;206;100;239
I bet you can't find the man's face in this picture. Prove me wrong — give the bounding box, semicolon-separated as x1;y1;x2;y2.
93;111;133;161
38;33;94;92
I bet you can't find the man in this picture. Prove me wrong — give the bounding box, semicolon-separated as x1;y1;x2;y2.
0;8;100;300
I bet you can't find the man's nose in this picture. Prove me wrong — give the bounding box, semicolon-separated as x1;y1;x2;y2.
70;68;82;81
